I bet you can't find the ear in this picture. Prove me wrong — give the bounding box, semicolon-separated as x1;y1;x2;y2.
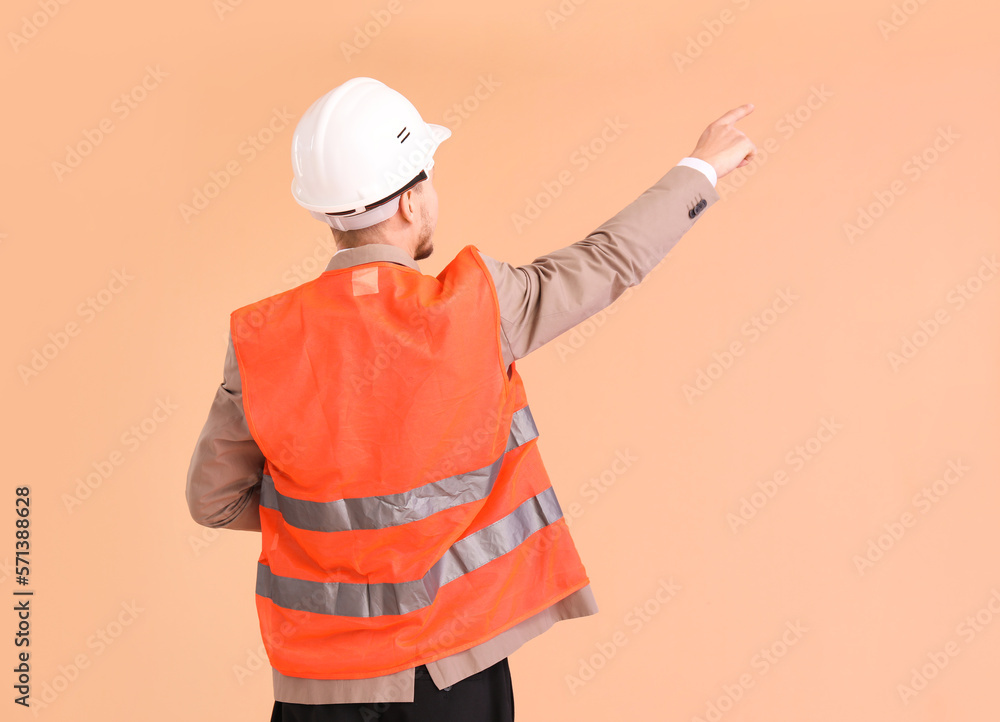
397;188;420;224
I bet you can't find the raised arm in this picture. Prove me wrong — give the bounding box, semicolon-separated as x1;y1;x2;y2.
481;104;757;367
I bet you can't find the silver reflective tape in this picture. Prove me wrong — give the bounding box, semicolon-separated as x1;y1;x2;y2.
261;405;539;532
256;561;432;617
256;485;564;618
506;404;538;453
425;482;563;591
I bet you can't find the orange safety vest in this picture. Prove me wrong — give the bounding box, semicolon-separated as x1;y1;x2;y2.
230;244;591;680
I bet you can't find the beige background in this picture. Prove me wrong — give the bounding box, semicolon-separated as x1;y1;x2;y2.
3;0;998;719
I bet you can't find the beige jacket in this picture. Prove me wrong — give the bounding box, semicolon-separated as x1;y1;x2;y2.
186;161;719;704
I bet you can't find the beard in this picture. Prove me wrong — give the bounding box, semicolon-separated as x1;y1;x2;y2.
412;208;434;261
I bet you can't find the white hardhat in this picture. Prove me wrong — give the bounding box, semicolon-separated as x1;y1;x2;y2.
291;77;451;231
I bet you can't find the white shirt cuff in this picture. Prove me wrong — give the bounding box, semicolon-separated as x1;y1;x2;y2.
675;157;717;188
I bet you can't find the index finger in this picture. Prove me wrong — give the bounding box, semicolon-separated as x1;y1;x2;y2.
713;103;755;126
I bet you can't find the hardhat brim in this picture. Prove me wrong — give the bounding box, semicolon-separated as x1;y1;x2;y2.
427;123;452;144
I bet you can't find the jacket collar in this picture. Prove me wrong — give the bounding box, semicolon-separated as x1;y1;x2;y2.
323;243;421;273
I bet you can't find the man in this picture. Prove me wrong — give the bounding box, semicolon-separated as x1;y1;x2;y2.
187;77;756;722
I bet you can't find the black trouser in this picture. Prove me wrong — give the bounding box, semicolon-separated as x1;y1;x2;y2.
270;658;514;722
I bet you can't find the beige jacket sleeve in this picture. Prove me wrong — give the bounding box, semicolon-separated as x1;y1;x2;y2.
185;334;264;531
478;163;718;369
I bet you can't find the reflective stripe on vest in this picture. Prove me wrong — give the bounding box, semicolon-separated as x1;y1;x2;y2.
256;484;563;617
259;405;538;532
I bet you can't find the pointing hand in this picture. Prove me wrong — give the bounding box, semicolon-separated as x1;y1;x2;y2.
689;104;758;181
